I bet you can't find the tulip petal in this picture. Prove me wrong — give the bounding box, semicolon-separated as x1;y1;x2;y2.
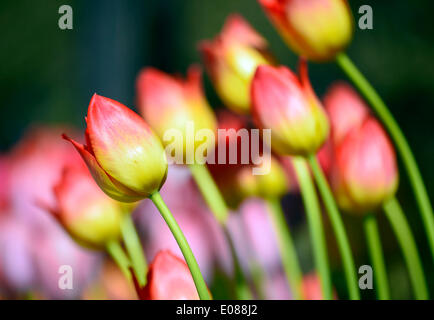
144;250;200;300
86;94;168;195
62;134;143;202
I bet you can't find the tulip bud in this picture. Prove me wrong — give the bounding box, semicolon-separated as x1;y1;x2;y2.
251;62;329;156
142;250;200;300
207;111;257;207
51;166;128;248
199;14;274;114
255;156;289;199
208;111;289;207
63;94;168;202
136;66;217;164
323;82;370;144
332;118;399;213
259;0;353;62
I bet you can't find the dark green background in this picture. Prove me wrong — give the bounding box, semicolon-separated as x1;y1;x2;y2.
1;0;433;299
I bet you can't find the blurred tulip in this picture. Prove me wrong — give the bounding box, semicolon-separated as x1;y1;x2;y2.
316;138;334;178
0;218;35;295
332;118;399;213
136;66;217;163
323;82;370;145
142;250;200;300
251;62;329;156
226;199;282;274
259;0;353;62
208;111;289;207
33;229;99;299
199;14;274;114
264;271;291;299
50;166;128;249
8;127;83;229
255;156;289;199
1;127;101;299
302;273;326;300
83;260;137;300
63;94;168;202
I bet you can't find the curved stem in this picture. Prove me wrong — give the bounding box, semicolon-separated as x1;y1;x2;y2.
106;240;131;281
266;197;304;300
189;163;255;299
121;214;148;286
307;155;360;300
336;53;434;261
363;214;390;300
292;157;333;300
150;191;211;300
383;197;429;299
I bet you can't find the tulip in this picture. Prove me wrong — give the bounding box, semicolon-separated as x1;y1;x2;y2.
226;199;282;273
332;118;399;213
259;0;353;62
136;65;217;163
208;111;289;207
63;94;168;202
4;126;100;298
34;228;99;299
51;165;129;249
142;250;200;300
323;82;370;144
199;14;274;114
251;62;329;156
0;218;36;294
255;156;289;199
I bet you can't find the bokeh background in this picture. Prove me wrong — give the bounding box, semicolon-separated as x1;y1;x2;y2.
1;0;433;299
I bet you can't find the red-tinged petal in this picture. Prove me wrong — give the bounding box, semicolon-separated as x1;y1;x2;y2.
184;64;204;98
333;118;398;212
137;68;185;118
86;94;168;196
323;82;370;144
137;67;216;160
199;14;273;114
259;0;353;62
62;134;143;203
144;250;200;300
52;166;126;248
35;198;61;224
221;14;268;48
251;64;329;155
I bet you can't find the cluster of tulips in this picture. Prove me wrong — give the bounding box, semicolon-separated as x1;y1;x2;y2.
1;0;433;300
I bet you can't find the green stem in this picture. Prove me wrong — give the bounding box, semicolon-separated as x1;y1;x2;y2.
189;163;228;224
266;197;304;299
223;228;254;300
307;155;360;300
383;197;429;299
336;52;434;261
189;163;255;299
363;214;390;300
121;214;148;286
150;191;211;300
292;157;333;300
106;240;132;281
248;262;266;300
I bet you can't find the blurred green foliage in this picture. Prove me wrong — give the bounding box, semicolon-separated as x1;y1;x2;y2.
1;0;433;298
